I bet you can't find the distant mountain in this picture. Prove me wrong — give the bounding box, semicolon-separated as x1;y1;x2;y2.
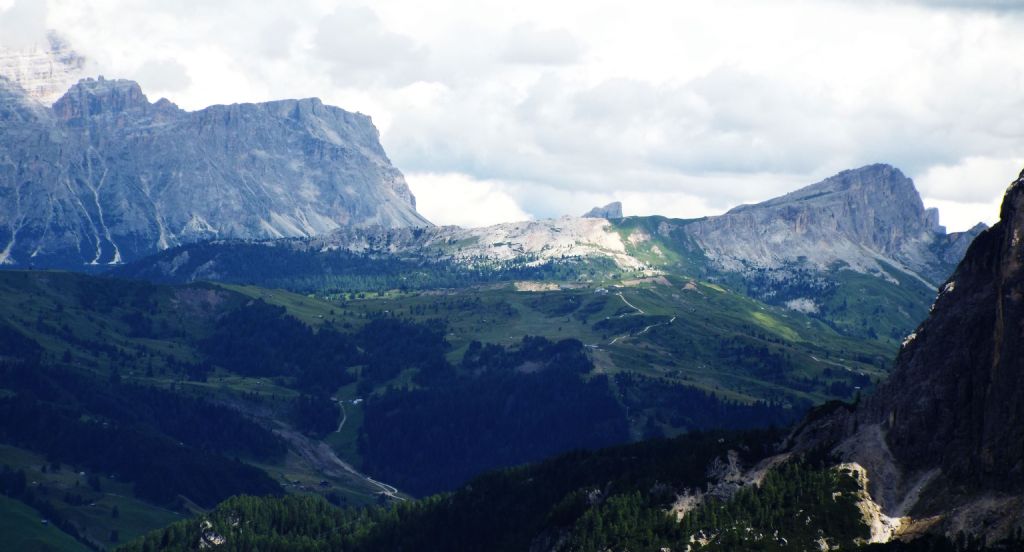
0;75;429;268
790;168;1024;541
113;167;1024;552
117;164;983;347
686;164;983;287
582;201;623;219
123;165;979;288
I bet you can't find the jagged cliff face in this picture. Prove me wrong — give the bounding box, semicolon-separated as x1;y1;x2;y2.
0;76;429;267
790;169;1024;540
872;172;1024;487
685;164;981;287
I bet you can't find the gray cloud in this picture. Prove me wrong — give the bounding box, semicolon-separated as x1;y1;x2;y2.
313;5;427;86
0;0;48;49
32;0;1023;229
500;24;583;65
133;58;191;93
905;0;1024;10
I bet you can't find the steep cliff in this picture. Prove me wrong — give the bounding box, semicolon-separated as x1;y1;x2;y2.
0;76;430;268
789;168;1024;540
685;164;983;287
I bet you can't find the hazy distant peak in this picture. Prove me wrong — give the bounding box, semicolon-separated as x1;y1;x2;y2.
52;76;154;120
688;164;984;286
729;164;916;214
0;31;88;106
582;201;623;219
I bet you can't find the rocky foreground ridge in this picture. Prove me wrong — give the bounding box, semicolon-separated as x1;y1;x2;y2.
0;74;429;267
788;168;1024;540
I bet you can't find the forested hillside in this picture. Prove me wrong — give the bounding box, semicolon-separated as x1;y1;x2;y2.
117;429;1024;551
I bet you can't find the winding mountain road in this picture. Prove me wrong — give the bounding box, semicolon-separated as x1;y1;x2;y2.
605;293;675;345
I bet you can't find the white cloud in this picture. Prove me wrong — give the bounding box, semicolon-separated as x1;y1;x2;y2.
313;5;427;86
922;198;1001;233
132;58;191;94
916;156;1024;204
894;0;1024;10
0;0;47;49
916;156;1022;230
18;0;1024;229
406;172;532;227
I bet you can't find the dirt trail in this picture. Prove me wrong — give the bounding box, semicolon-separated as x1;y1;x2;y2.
606;292;675;345
275;427;406;501
336;403;347;433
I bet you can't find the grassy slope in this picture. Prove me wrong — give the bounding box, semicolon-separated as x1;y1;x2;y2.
609;215;939;349
0;269;894;443
223;272;894;456
0;269;900;535
0;444;185;549
0;272;395;543
245;277;891;404
0;495;89;552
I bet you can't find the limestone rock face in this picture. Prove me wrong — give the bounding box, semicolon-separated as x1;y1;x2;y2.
685;164;983;287
582;202;623;219
0;76;430;267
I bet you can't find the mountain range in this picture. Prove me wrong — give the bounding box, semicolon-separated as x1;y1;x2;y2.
119;164;980;289
113;161;1024;552
0;74;427;268
115;163;983;352
1;46;1020;551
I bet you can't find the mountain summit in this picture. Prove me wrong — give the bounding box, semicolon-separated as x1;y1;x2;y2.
0;76;430;267
686;164;983;287
582;201;623;219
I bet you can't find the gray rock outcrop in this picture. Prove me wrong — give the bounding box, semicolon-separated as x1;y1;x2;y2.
582;202;623;219
0;76;430;267
685;164;985;287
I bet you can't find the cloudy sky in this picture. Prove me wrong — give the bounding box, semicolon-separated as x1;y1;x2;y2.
3;0;1023;230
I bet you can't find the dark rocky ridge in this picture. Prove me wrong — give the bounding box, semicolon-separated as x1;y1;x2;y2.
789;168;1024;539
0;76;429;268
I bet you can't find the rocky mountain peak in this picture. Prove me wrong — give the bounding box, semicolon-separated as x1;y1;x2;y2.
582;201;623;219
52;77;153;121
0;76;430;267
730;164;928;225
687;164;977;286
